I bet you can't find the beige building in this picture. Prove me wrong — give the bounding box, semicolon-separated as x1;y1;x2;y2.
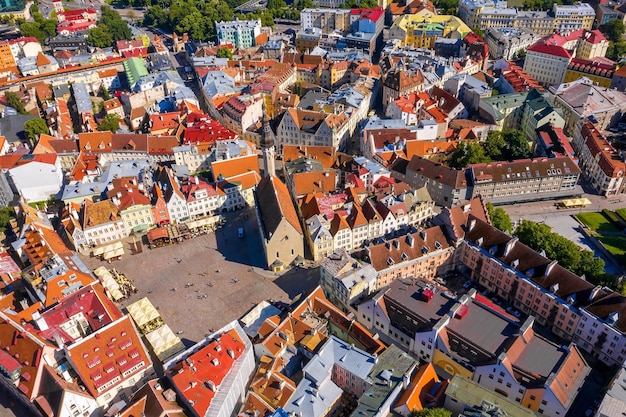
549;77;626;134
255;175;305;271
469;156;581;204
80;199;128;247
572;121;626;196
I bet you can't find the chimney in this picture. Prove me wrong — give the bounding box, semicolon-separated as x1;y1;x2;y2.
32;311;48;331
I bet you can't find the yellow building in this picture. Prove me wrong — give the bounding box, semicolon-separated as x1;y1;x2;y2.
0;42;15;71
389;13;471;49
562;58;615;89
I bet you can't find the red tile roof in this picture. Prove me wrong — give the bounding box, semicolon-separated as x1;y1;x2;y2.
40;283;122;344
66;316;152;399
170;328;246;416
0;312;51;400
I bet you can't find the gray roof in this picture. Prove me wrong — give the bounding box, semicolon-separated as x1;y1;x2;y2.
305;336;377;384
72;83;92;114
284;375;343;417
446;298;519;358
350;345;416;417
61;159;150;201
445;375;537;417
202;70;240;98
0;114;37;143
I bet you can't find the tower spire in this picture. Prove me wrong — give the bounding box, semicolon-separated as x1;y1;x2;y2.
260;101;276;177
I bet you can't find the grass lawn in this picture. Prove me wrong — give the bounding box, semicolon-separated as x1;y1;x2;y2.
576;212;621;233
596;234;626;266
616;208;626;221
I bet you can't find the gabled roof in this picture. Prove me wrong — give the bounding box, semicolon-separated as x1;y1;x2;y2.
66;316;152;398
366;226;450;271
0;311;53;400
405;156;467;189
169;328;246;417
256;176;303;237
212;154;260;181
40;283;122;344
82;200;121;229
120;379;186;417
292;171;337;196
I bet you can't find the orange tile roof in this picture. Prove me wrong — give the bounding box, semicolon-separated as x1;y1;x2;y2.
78;131;113;152
292;171;337;196
405;140;458;160
282;145;336;169
67;316;152;398
23;226;71;265
170;328;246;416
212;154;260;181
394;363;444;413
43;270;96;307
216;170;261;194
0;312;51;400
82;200;121;228
36;52;50;66
291;286;385;355
148;112;181;134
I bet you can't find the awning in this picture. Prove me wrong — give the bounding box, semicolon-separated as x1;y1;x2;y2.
561;198;592;207
187;215;221;230
103;247;124;260
147;228;168;244
145;325;185;361
127;297;161;328
93;241;124;257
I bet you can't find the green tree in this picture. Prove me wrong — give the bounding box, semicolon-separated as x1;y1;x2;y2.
449;141;491;169
297;0;315;9
600;20;626;61
4;91;27;114
100;6;132;41
19;22;46;42
516;49;526;59
410;408;452;417
87;26;114;47
600;19;625;43
216;46;233;59
97;114;120;133
101;86;112;101
515;220;606;284
24;118;50;143
486;202;513;233
484;131;505;160
473;28;483;38
503;129;531;160
0;206;14;231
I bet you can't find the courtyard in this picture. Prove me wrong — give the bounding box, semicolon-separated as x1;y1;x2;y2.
79;207;321;345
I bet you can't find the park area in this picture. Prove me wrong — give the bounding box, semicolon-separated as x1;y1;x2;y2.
576;209;626;266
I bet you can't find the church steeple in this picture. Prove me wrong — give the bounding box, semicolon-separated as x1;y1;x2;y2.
260;101;276;177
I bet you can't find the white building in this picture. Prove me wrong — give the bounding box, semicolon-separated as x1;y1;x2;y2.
216;19;262;49
7;158;63;203
484;27;540;61
165;321;255;417
81;200;128;247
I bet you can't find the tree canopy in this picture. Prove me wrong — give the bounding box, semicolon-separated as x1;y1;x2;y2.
97;114;121;133
90;6;133;47
486;202;513;233
410;408;452;417
216;46;233;59
600;20;626;61
24;118;50;143
4;92;27;114
449;141;491;169
19;11;56;43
